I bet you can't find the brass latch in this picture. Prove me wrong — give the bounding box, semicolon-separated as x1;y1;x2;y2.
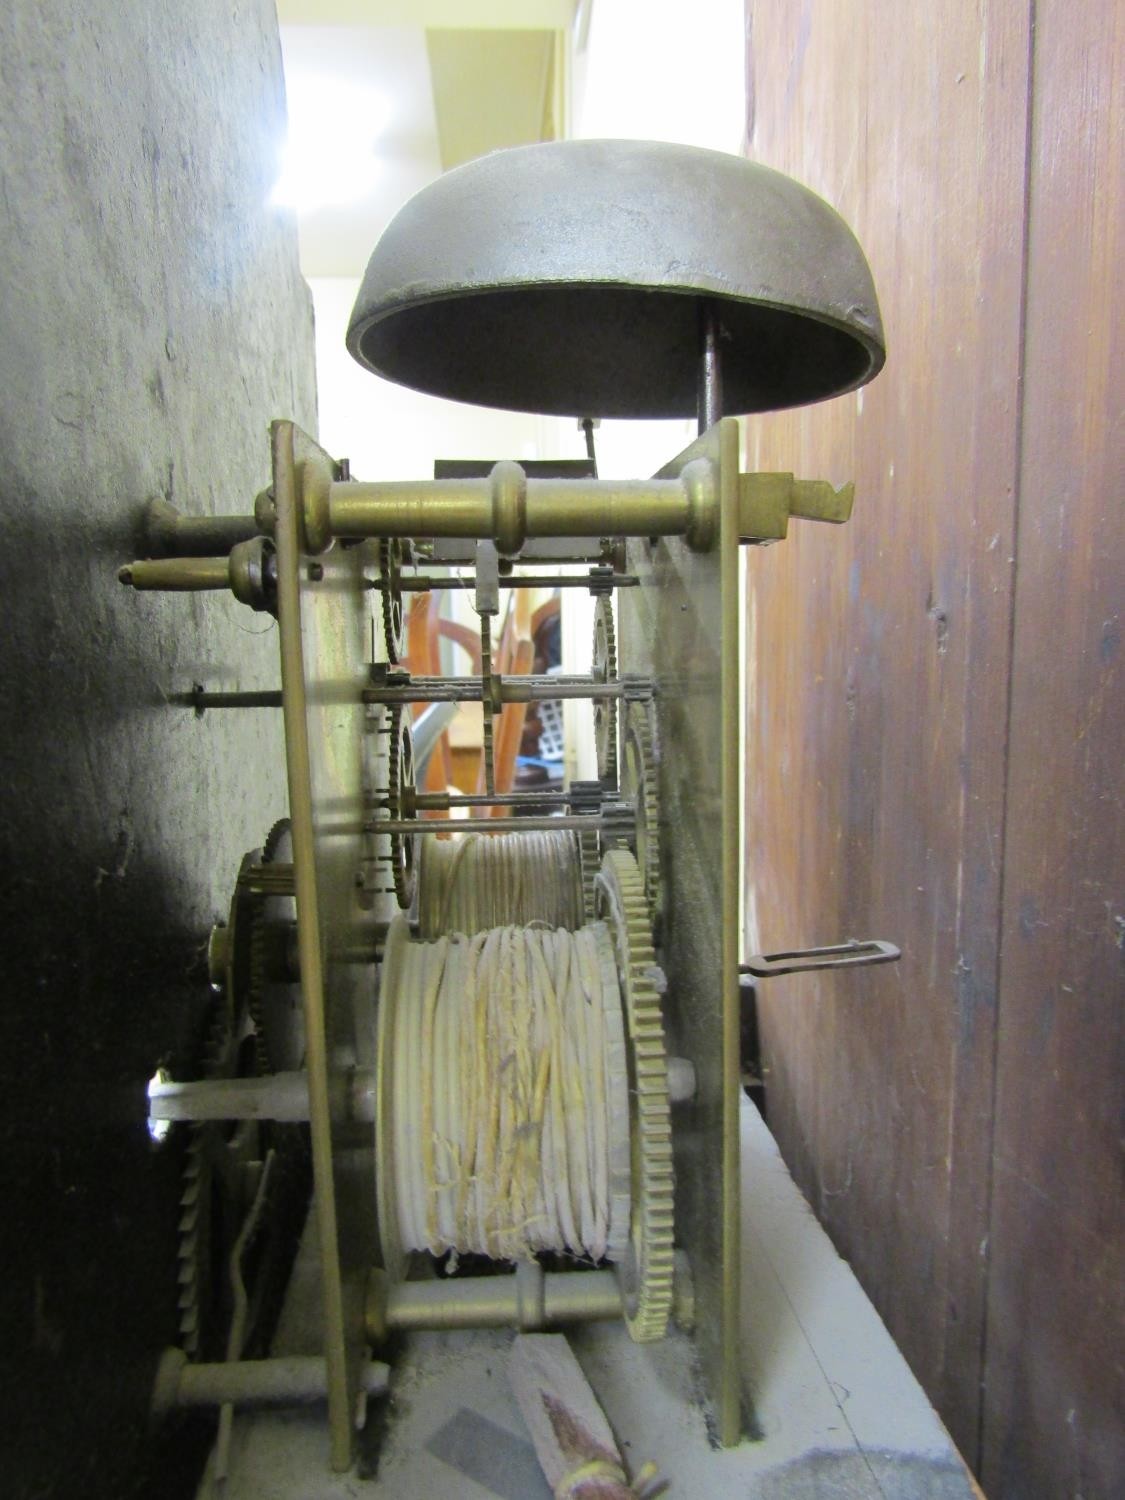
738;472;855;543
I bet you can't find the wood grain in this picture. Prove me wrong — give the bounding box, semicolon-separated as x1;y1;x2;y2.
982;1;1125;1493
742;0;1032;1466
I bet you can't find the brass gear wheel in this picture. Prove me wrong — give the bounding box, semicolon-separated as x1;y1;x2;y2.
579;829;601;921
261;816;291;865
177;999;261;1359
379;538;406;663
179;826;310;1360
177;1004;221;1357
568;779;603;922
596;847;674;1342
592;595;618;785
248;819;305;1075
247;818;292;1075
387;704;417;909
620;699;662;923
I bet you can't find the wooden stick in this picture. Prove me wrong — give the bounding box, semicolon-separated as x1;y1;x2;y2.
509;1333;659;1498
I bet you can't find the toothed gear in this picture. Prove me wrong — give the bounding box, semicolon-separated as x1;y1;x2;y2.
600;800;635;853
621;699;662;924
247;908;272;1076
179;838;266;1357
177;1006;221;1357
568;780;603;921
247;818;293;1076
387;704;417;909
261;817;291;865
178;824;309;1360
596;847;674;1342
580;830;601;921
177;1000;261;1359
379;538;406;662
592;595;618;785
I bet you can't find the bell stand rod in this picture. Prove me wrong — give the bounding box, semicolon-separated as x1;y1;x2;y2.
698;301;723;434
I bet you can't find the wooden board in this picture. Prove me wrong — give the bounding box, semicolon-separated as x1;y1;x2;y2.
981;2;1125;1493
741;0;1032;1467
743;2;1124;1492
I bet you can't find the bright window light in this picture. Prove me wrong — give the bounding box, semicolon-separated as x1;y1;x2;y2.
147;1066;172;1144
272;73;387;213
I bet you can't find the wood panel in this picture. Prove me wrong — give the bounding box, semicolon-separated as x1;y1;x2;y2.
982;1;1125;1493
742;0;1031;1465
0;3;316;1494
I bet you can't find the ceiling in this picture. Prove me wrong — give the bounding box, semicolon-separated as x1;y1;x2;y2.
426;29;558;172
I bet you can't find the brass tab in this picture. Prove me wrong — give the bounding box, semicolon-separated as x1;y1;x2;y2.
738;473;855;543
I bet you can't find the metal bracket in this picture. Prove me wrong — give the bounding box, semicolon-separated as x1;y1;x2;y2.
741;939;900;979
473;538;500;617
737;472;855;543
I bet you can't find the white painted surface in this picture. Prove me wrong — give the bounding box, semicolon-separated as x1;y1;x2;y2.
204;1100;975;1498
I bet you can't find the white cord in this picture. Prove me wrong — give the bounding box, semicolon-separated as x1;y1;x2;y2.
386;922;630;1264
418;830;584;938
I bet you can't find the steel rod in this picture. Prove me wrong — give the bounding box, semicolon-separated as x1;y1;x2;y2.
432;539;622;565
173;688;284;709
143;498;262;558
698;302;723;433
382;573;637;592
153;1350;389;1414
413;789;572;810
503;679;629;702
368;814;607;836
582;417;599;476
364;674;638;706
153;514;260;558
181;675;647;711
